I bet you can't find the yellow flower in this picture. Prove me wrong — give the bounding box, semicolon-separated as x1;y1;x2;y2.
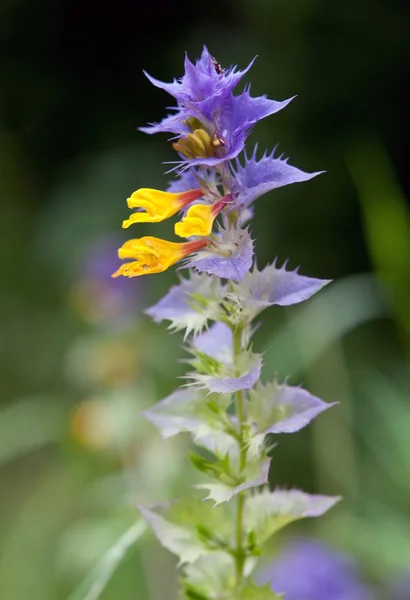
122;188;203;228
174;196;230;238
111;236;207;278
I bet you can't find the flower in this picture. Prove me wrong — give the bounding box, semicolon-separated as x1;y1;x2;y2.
174;196;230;238
122;187;203;227
110;47;342;600
142;46;255;108
112;47;322;279
112;236;207;278
260;538;375;600
140;46;293;171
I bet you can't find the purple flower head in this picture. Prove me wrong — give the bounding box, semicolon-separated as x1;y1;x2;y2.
143;46;255;108
139;46;293;172
260;538;375;600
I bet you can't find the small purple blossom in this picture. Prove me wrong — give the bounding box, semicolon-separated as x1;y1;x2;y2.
259;538;375;600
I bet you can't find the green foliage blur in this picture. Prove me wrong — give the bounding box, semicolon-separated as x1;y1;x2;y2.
1;0;410;598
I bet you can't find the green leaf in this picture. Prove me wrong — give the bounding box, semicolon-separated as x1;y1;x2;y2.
143;389;233;448
182;551;236;599
194;460;270;506
139;498;233;564
244;489;341;543
67;520;146;600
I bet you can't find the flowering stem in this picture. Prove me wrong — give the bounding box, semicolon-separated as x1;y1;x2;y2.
233;323;247;588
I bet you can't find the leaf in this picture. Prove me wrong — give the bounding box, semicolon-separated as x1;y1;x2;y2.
248;380;337;435
145;272;224;337
232;145;323;209
227;261;331;323
138;499;232;564
244;489;341;543
139;506;206;565
182;552;237;599
194;460;270;506
187;226;254;281
143;389;235;453
67;520;146;600
187;349;262;394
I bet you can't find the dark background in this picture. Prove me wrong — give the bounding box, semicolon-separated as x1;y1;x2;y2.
1;0;410;598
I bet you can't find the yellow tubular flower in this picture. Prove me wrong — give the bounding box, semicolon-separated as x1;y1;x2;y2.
174;195;230;238
122;188;203;228
111;236;207;278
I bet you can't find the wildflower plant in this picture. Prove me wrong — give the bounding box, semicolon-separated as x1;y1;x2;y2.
112;47;340;600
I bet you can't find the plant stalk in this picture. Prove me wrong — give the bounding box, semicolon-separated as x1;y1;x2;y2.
233;324;247;588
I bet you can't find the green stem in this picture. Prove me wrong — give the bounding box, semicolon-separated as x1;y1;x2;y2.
233;324;247;588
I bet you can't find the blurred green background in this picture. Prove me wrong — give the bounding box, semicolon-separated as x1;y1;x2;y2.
1;0;410;598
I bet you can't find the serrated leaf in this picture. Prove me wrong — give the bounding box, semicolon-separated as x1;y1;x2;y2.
187;226;254;281
146;272;225;337
244;489;341;543
248;380;337;435
139;505;206;564
143;388;236;454
184;322;262;394
182;551;237;599
138;498;233;564
144;388;226;437
194;460;270;506
227;262;331;323
187;349;262;394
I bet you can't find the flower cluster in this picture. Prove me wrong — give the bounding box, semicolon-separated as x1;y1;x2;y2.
112;46;339;600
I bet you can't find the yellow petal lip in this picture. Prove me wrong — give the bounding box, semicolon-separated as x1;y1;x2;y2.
112;236;207;278
174;195;231;239
175;204;214;238
122;188;203;228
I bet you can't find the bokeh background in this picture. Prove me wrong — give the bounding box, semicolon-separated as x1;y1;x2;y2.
1;0;410;598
